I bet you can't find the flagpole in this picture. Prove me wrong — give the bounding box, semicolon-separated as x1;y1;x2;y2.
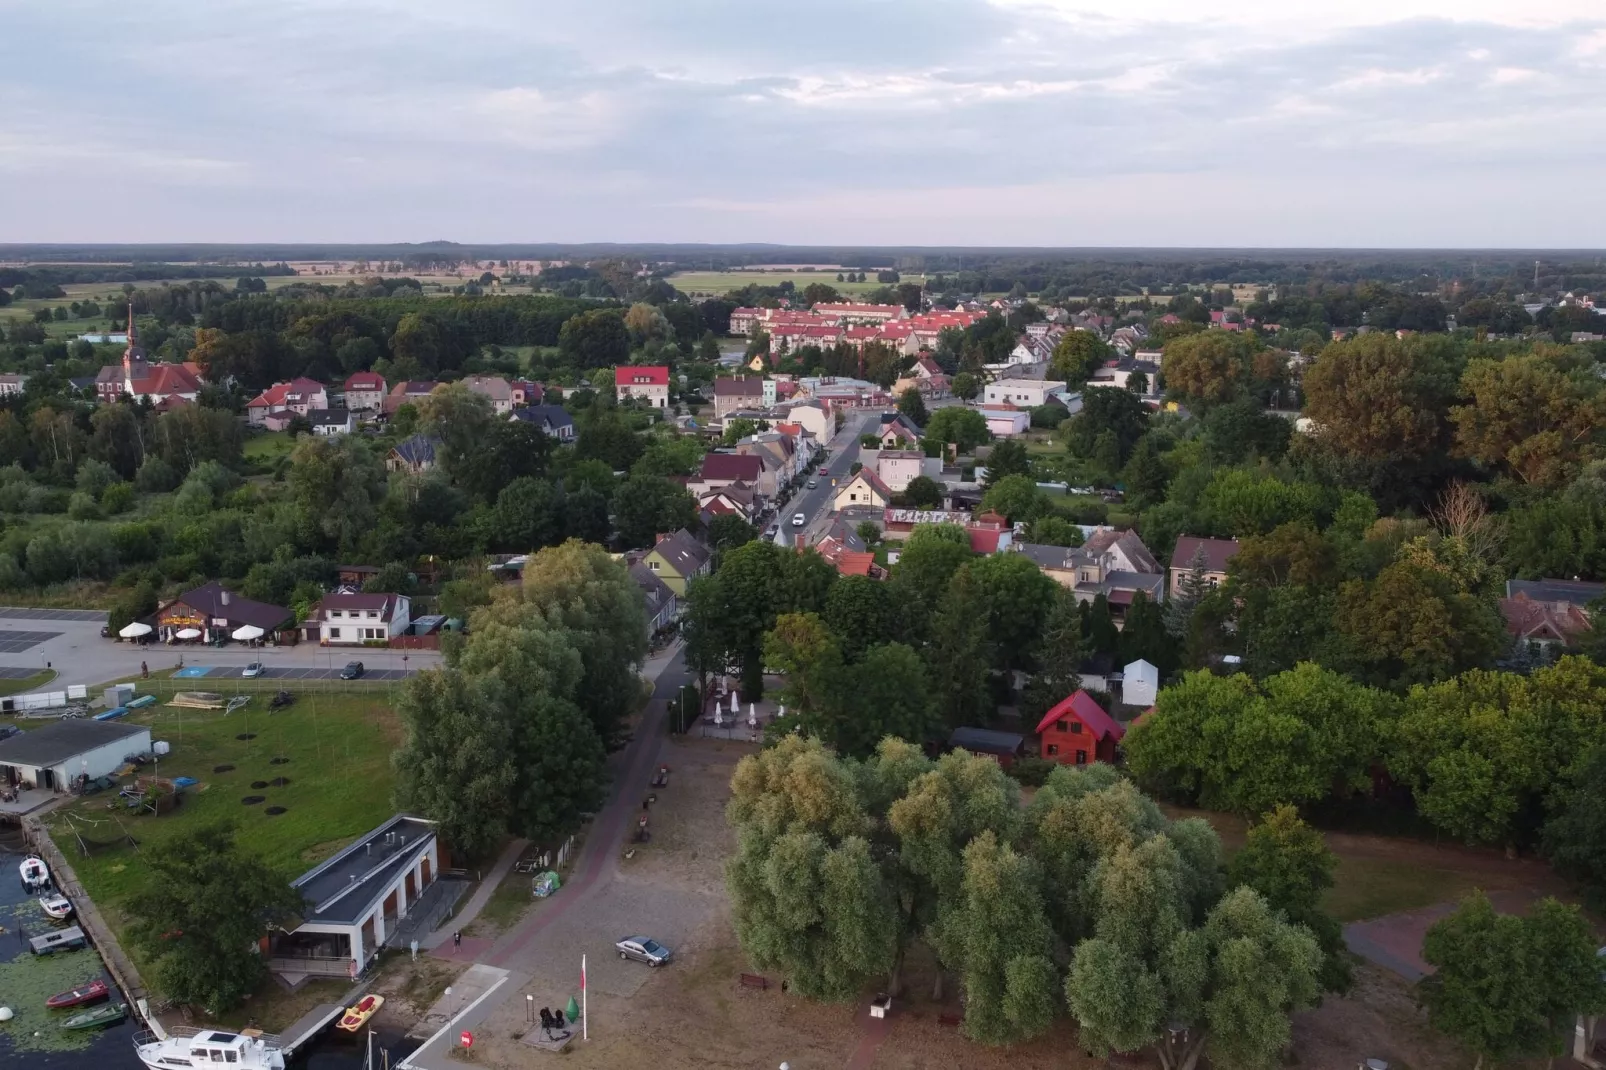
581;954;588;1040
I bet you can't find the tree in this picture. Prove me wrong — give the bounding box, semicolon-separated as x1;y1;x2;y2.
1202;397;1291;464
950;371;980;401
1302;332;1460;465
923;407;989;454
979;473;1047;523
286;436;386;556
1050;330;1110;384
824;574;898;661
1122;436;1170;507
1160;331;1257;406
1451;351;1605;486
899;475;943;508
966;553;1060;674
1064;386;1147;464
1544;744;1606;907
706;513;756;553
889;524;973;620
577;413;645;471
1227;805;1351;993
1022;587;1088;719
981;438;1029;487
1118;592;1173;673
1026;515;1083;547
1164;545;1209;638
127;822;303;1013
418;382;495;481
928;566;995;728
1333;562;1504;689
558;308;631;367
897;387;928;427
1419;892;1551;1069
612;474;697;548
493;477;565;552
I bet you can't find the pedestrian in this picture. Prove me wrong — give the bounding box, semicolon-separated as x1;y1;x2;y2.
453;931;461;951
410;938;419;962
141;661;148;679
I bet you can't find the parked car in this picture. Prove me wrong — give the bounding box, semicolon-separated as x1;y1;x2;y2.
615;936;672;967
339;661;365;680
0;723;20;742
791;512;806;527
242;662;263;678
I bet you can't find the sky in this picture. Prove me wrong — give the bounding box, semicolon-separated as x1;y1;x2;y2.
1;0;1604;247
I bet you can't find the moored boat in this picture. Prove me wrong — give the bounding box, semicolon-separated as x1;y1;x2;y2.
41;893;74;919
20;854;50;891
134;1025;287;1070
61;1001;127;1031
30;924;88;955
336;993;384;1032
47;979;110;1008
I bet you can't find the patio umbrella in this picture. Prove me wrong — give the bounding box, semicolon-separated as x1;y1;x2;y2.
232;624;265;641
174;628;202;640
118;622;152;638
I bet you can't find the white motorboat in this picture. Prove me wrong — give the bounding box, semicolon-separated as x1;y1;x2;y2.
135;1025;286;1070
41;892;75;919
20;854;50;892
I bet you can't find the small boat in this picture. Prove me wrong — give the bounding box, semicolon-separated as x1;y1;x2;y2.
20;854;50;891
336;993;384;1032
30;925;88;955
61;1001;127;1031
41;893;75;919
47;979;110;1009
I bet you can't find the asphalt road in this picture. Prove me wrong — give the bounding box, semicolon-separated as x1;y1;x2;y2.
778;408;880;546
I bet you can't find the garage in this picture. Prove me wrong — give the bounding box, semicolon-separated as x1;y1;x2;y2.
0;719;152;792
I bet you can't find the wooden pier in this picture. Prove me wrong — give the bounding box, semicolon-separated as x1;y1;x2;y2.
278;1002;347;1056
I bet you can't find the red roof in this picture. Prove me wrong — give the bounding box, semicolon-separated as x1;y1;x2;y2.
133;363;203;396
835;552;876;577
345;372;385;390
249;377;326;409
619;365;669;386
968;528;1004;554
1035;691;1124;742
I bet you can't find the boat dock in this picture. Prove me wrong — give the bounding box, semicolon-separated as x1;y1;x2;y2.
278;1002;346;1056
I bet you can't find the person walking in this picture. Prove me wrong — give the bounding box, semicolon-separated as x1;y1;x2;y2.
453;930;462;952
141;661;149;679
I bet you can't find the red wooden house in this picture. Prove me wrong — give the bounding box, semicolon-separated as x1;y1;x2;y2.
1035;691;1124;766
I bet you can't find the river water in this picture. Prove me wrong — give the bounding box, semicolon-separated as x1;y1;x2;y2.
0;845;416;1070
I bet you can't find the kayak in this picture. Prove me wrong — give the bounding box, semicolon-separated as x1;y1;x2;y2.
336;993;384;1032
60;1001;127;1031
47;979;109;1009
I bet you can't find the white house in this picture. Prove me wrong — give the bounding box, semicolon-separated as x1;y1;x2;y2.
0;719;151;792
0;372;27;397
1122;659;1159;708
308;409;355;436
979;405;1031;437
275;814;441;977
834;469;893;511
615;365;670;408
983;378;1067;408
876;449;926;493
300;593;411;645
343;371;387;412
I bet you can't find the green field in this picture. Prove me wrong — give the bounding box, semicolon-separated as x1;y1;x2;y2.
668;269;917;298
47;687;404;924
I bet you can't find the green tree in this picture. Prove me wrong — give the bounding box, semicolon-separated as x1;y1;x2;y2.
127;822;303;1013
1334;562;1504;688
1544;744;1606;906
1452;351;1605;487
981;438;1030;487
1121;436;1170;507
950;371;980;401
1064;386;1147;464
1026;515;1083;547
923;407;989;454
558;308;631;368
1164;544;1210;638
1227;805;1351;993
824;574;898;661
1302;332;1460;466
928;566;995;728
889;525;973;620
1160;331;1257;406
967;553;1060;674
897;387;929;428
1118;592;1173;674
979;473;1047;523
824;642;938;755
1022;587;1088;720
611;474;697;548
1050;330;1110;384
493;477;566;552
1419;892;1549;1069
899;475;943;508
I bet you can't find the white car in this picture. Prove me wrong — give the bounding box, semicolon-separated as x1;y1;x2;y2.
242;662;264;678
791;512;806;527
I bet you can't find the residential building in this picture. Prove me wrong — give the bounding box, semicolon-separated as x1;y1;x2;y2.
638;529;711;596
150;581;294;644
979;405;1031;437
463;375;515;415
965;511;1013;554
1087;357;1160;394
94;308;203;405
697;480;758;523
776;400;829;440
246;377;329;427
713;376;765;418
308;408;355;436
509;379;544;406
629;561;680;635
1035;691;1124;766
616;365;670;408
384;380;440;414
948;727;1025;768
274;814;441;976
690;452;764;497
876;449;926;493
1014;529;1165;623
1122;659;1160;708
387;434;439;474
834;469;893;511
509;404;575;442
876;412;923;448
342;371;387;412
0;720;152;793
0;372;27;397
1500;578;1604;662
811;302;908;325
1168;536;1241;597
301;592;412;644
984;378;1067;408
810;518;882;578
728;307;765;336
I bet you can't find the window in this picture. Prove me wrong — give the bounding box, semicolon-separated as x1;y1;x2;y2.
1055;720;1068;732
225;1053;238;1064
1069;721;1083;734
1046;744;1059;756
1075;750;1088;765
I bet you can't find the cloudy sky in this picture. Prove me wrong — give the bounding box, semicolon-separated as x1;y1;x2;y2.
2;0;1604;246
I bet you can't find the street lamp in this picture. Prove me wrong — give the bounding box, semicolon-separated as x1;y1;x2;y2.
526;994;534;1024
445;986;454;1020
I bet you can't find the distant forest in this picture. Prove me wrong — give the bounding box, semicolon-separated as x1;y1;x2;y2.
4;243;1606;297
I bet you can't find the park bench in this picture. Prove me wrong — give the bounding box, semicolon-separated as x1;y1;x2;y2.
738;973;771;990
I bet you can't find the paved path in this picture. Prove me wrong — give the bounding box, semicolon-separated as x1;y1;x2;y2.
421;836;529;951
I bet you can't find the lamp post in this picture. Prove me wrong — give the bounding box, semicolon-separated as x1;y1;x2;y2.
526;994;533;1024
445;986;454;1021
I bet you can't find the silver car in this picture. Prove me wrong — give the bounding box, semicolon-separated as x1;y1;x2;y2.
242;662;264;678
615;935;672;967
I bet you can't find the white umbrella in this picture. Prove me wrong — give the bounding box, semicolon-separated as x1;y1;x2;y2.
232;624;265;641
712;707;723;727
174;628;202;640
118;621;152;638
730;691;739;714
747;703;757;729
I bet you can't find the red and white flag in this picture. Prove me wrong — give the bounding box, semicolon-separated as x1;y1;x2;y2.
580;955;587;992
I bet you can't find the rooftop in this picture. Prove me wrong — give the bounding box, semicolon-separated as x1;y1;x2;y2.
949;726;1024;756
0;719;149;768
292;814;437;926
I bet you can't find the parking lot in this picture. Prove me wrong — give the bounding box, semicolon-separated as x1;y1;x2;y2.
0;630;63;653
0;607;108;622
177;665;416;681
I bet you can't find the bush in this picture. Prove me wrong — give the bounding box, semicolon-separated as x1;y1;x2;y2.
101;482;135;514
136;456;181;493
1007;756;1057;787
67;491;101;520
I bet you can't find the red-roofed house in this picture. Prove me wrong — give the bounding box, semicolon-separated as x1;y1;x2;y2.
247;377;330;427
689;452;764;497
94;306;205;405
616;365;670;408
343;371;387;412
1035;691;1124;766
510;379;544;406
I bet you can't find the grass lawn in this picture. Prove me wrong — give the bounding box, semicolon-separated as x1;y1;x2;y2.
0;668;55;697
243;429;297;464
668;270;911;298
44;689;405;1002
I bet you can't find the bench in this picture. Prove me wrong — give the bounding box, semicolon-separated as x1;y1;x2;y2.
738;973;771;990
937;1013;961;1028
